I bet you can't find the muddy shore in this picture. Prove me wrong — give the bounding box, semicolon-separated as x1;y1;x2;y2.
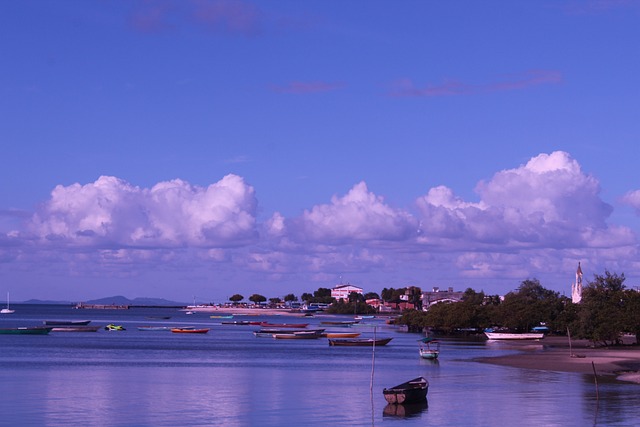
475;335;640;383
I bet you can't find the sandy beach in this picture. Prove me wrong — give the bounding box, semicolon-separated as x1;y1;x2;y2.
476;335;640;384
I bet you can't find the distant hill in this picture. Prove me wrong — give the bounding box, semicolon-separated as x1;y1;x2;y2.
21;296;186;306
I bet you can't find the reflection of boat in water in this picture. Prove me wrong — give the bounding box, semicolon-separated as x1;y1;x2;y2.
328;337;392;347
383;377;429;404
383;401;428;418
51;325;101;332
0;327;52;335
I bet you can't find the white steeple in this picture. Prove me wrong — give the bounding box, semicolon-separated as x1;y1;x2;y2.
571;262;583;304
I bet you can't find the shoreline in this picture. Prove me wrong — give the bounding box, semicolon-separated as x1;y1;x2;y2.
475;336;640;384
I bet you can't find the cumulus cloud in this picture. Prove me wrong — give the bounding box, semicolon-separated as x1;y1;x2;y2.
622;190;640;214
29;174;258;248
416;151;630;249
289;182;419;243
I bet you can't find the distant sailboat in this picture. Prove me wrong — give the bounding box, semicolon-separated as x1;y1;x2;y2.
1;292;15;314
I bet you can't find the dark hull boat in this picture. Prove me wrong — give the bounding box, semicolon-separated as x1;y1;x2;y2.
0;327;53;335
51;325;101;332
383;377;429;404
327;337;392;347
43;320;92;326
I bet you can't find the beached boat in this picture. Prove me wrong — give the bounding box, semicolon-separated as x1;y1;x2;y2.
137;326;172;331
104;324;126;331
383;377;429;404
171;327;210;334
51;325;101;332
322;332;361;338
1;292;15;314
0;326;52;335
43;320;92;326
484;331;544;340
260;322;309;328
418;337;440;360
328;337;392;347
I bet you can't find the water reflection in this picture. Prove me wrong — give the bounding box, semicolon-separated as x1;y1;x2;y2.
383;401;428;418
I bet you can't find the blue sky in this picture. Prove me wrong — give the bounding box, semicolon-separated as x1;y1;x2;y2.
1;0;639;303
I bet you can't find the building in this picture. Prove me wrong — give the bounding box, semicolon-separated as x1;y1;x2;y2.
421;287;465;310
571;262;583;304
331;284;363;301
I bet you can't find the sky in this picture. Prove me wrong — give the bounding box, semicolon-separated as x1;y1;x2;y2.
1;0;640;303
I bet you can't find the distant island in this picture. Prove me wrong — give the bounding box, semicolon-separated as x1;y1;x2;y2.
20;296;187;306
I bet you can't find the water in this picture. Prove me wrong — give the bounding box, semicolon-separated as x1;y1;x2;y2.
1;305;639;427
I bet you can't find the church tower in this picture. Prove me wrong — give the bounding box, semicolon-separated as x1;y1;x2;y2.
571;262;583;304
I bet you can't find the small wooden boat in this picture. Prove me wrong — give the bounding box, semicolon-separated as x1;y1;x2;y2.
210;315;234;319
260;322;309;328
171;327;210;334
43;320;92;326
418;337;440;360
323;332;361;339
484;331;544;340
383;377;429;404
0;326;52;335
51;325;101;332
320;320;359;326
145;316;171;320
272;331;322;339
254;328;324;337
137;326;172;331
104;324;126;331
222;320;252;325
328;337;392;347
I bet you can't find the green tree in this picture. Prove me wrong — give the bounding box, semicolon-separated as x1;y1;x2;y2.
578;271;627;346
301;292;313;302
249;294;266;304
229;294;244;303
284;293;297;303
269;297;282;305
495;279;562;332
364;292;380;300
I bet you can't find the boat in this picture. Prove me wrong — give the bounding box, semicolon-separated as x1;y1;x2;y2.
484;331;544;340
145;316;171;320
137;326;172;331
222;320;252;325
418;337;440;360
0;326;52;335
260;322;309;328
322;332;361;338
210;315;234;319
328;337;392;347
171;327;210;334
320;320;359;326
51;325;101;332
104;324;126;331
355;315;375;320
272;331;322;339
382;377;429;404
254;328;324;337
43;320;92;326
1;292;15;314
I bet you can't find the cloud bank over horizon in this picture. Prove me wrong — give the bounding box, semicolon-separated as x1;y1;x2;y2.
1;151;639;298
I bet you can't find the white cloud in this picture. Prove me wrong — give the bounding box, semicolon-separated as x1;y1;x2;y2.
622;189;640;214
289;182;419;243
29;174;258;248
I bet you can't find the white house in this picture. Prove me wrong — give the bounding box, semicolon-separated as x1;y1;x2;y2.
331;284;363;301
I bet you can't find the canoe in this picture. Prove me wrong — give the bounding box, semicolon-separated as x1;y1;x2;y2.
320;320;359;326
254;328;325;337
0;327;52;335
328;337;392;347
272;331;322;339
137;326;172;331
323;332;361;338
51;325;101;332
171;328;210;334
383;377;429;404
43;320;92;326
260;322;309;328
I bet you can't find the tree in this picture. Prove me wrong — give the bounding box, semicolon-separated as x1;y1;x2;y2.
495;279;563;332
578;271;627;346
364;292;380;300
249;294;266;304
301;293;313;302
229;294;244;303
284;293;297;303
269;297;282;305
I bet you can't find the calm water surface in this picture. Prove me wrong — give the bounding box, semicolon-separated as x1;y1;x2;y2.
1;305;639;427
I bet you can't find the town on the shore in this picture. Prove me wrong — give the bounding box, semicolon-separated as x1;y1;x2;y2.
213;263;640;347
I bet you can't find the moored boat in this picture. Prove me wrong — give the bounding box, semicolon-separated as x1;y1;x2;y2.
272;331;322;339
383;377;429;404
137;326;172;331
260;322;309;328
320;320;359;326
171;327;210;334
484;331;544;340
418;337;440;360
0;326;52;335
43;320;92;326
322;332;361;338
327;337;392;347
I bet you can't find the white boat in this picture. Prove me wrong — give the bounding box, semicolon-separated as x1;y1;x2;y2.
1;292;14;314
484;331;544;340
418;337;440;359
